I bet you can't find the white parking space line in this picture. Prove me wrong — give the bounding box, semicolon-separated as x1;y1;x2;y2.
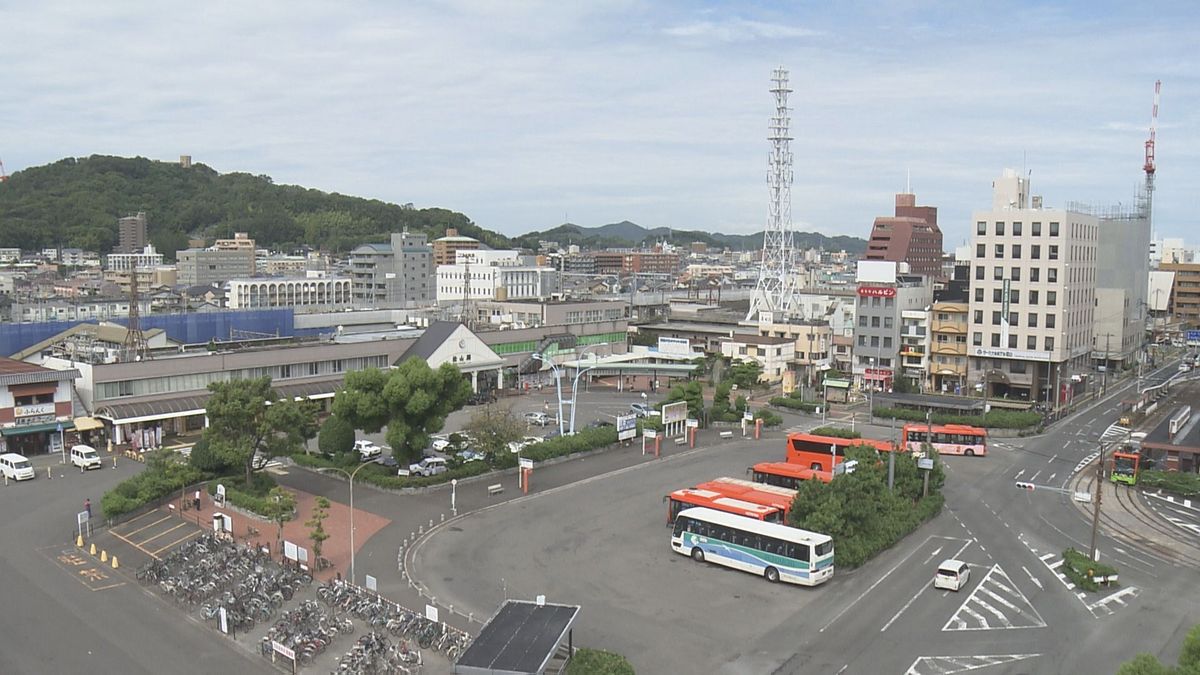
1029;470;1042;482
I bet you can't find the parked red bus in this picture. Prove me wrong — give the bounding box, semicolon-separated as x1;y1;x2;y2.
748;461;833;489
664;488;784;524
695;477;798;517
786;432;897;472
901;424;987;457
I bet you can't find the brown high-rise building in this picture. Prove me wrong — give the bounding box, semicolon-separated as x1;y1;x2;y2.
115;212;148;254
865;193;943;278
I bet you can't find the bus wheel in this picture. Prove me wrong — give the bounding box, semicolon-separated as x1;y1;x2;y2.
964;449;975;457
765;567;780;583
691;548;705;563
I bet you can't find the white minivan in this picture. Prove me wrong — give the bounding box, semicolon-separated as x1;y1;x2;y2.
0;453;36;481
70;444;103;471
934;559;971;591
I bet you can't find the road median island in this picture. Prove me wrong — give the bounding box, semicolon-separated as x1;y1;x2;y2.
1061;547;1119;592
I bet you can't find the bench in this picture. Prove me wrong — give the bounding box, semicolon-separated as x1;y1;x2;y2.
674;437;687;446
719;431;734;439
487;483;504;496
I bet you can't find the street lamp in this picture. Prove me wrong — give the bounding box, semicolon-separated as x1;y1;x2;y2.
567;343;608;434
531;353;566;436
317;461;372;586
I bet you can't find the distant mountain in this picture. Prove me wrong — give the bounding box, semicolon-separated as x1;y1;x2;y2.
0;155;510;257
512;220;866;254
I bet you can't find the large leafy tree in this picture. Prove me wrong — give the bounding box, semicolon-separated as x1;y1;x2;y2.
202;376;312;485
333;358;472;462
659;380;704;425
1117;623;1200;675
463;404;526;460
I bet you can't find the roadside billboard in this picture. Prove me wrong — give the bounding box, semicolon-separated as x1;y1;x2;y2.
661;401;688;425
616;414;638;441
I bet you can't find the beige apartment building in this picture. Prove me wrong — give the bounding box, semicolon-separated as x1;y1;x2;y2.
968;170;1097;407
929;301;968;394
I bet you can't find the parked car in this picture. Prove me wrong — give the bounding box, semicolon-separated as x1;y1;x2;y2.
524;411;553;426
353;440;384;462
0;453;35;481
70;444;103;471
507;436;545;454
630;403;655;418
376;455;400;470
456;450;485;463
588;419;614;429
408;456;449;477
430;434;452;452
933;559;971;592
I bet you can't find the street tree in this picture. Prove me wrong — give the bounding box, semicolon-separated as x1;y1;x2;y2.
305;496;331;563
202;376;312;485
333;357;472;462
463;404;525;460
318;415;355;456
726;359;764;390
262;486;297;550
659;380;704;424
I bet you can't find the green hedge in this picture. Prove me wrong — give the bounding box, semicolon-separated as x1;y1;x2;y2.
769;397;819;413
567;648;635;675
809;426;862;439
1139;470;1200;497
519;427;618;462
754;410;783;428
1062;547;1118;592
872;406;1042;430
207;473;277;516
101;460;207;520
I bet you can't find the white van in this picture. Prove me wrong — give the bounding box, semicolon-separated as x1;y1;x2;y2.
70;444;103;471
0;453;36;481
934;559;971;591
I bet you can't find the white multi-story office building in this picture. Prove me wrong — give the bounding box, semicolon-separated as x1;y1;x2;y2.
851;261;933;391
106;245;164;272
968;170;1097;406
436;250;559;304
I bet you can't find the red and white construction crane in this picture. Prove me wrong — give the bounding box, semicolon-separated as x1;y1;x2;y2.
1144;79;1161;194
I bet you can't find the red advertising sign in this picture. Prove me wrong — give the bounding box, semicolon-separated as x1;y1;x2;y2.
865;368;893;379
857;286;897;298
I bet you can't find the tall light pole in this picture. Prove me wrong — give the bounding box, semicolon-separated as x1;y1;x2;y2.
318;461;372;585
531;353;566;436
568;344;608;435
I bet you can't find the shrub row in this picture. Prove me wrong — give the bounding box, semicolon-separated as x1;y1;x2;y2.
809;426;862;439
754;409;783;428
872;406;1043;430
206;473;278;516
567;648;635;675
769;397;819;413
101;459;207;520
1062;547;1119;592
1139;470;1200;497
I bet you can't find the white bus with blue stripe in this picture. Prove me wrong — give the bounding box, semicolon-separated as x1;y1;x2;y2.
671;507;834;586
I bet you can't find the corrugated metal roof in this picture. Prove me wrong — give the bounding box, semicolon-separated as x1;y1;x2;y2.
94;379;342;423
0;368;81;387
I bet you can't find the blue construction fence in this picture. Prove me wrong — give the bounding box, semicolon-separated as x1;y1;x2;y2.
0;309;296;356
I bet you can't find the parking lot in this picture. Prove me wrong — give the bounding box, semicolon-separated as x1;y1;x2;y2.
410;432;829;673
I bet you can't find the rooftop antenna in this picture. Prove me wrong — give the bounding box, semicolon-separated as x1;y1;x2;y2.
905;167;911;193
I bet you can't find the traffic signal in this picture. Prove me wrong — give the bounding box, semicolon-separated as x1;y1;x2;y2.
1015;481;1036;491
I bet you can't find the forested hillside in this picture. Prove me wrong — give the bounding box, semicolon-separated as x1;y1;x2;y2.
512;220;867;254
0;155;508;258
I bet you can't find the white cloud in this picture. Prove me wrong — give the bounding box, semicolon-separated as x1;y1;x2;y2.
663;18;821;42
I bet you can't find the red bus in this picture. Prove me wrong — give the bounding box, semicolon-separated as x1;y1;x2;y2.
695;477;798;517
901;424;987;457
664;488;784;524
748;461;833;489
786;432;897;472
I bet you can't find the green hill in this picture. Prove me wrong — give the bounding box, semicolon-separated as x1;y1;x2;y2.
0;155;509;258
513;220;866;254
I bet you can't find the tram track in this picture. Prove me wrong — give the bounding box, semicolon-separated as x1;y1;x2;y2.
1072;471;1200;568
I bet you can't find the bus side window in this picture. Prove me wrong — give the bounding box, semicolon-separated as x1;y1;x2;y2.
795;543;810;562
762;537;775;556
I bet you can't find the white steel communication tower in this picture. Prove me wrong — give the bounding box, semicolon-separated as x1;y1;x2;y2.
746;67;799;322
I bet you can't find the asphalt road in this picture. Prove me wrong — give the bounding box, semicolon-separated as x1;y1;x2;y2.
408;359;1200;674
0;454;270;675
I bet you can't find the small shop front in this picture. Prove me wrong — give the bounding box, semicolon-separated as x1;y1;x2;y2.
0;420;74;456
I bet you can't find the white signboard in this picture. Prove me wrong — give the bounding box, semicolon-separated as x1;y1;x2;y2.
13;403;55;417
397;468;411;477
661;401;688;425
856;260;897;284
657;337;691;355
365;575;378;592
425;604;439;623
518;457;534;470
917;457;934;471
743;411;754;421
215;483;226;507
643;429;659;439
616;414;637;441
970;346;1051;361
219;607;229;634
272;640;295;660
284;540;299;562
685;418;699;429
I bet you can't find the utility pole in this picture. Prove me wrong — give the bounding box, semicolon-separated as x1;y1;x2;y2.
1089;442;1106;561
1101;333;1111;395
887;415;896;491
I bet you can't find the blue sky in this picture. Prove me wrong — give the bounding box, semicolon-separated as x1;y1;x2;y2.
1;1;1196;245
